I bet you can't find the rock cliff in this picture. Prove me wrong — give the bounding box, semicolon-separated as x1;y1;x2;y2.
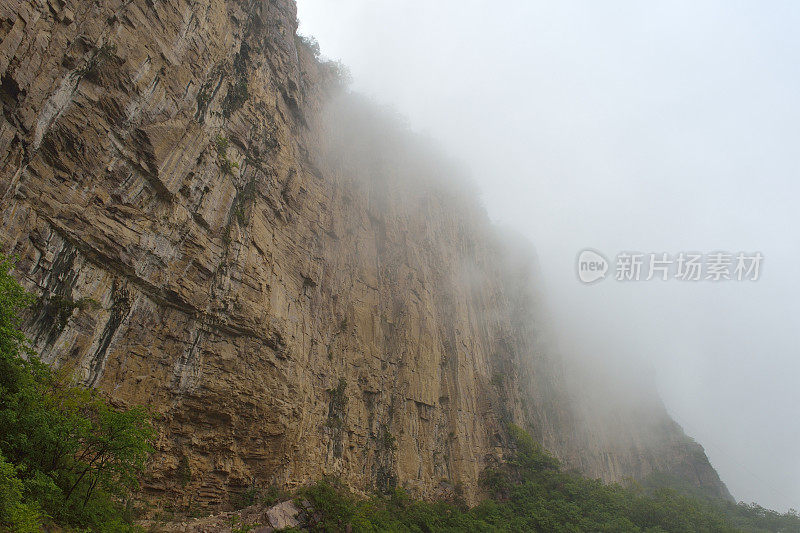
0;0;730;509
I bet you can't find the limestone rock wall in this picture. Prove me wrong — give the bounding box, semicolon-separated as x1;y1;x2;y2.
0;0;730;509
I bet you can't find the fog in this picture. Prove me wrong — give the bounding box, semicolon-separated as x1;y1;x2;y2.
296;0;800;512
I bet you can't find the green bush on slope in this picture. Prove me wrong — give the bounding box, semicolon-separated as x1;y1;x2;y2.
0;254;154;532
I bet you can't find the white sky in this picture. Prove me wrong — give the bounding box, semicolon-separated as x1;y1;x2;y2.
297;0;800;511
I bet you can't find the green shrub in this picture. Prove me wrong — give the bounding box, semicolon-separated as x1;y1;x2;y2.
222;78;249;118
0;254;154;531
215;135;239;175
0;452;41;532
295;34;321;59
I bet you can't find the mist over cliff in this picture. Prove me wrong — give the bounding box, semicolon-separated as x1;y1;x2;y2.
297;0;800;514
0;0;736;517
313;86;735;494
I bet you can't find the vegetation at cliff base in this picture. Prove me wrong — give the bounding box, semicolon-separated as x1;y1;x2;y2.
0;255;154;532
293;425;800;532
3;253;799;533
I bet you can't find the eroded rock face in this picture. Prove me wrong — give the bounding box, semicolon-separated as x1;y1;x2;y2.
0;0;730;510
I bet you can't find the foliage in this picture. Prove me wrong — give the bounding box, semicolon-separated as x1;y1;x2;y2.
265;485;292;506
295;34;352;86
229;482;290;513
43;295;100;328
378;424;396;452
296;34;321;59
73;42;117;80
230;514;260;533
215;134;239;175
319;60;352;86
0;452;40;532
295;424;800;532
215;134;229;155
222;78;249;118
721;502;800;533
0;255;154;532
232;179;257;227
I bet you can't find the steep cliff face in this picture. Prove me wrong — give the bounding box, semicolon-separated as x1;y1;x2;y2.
0;0;730;509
